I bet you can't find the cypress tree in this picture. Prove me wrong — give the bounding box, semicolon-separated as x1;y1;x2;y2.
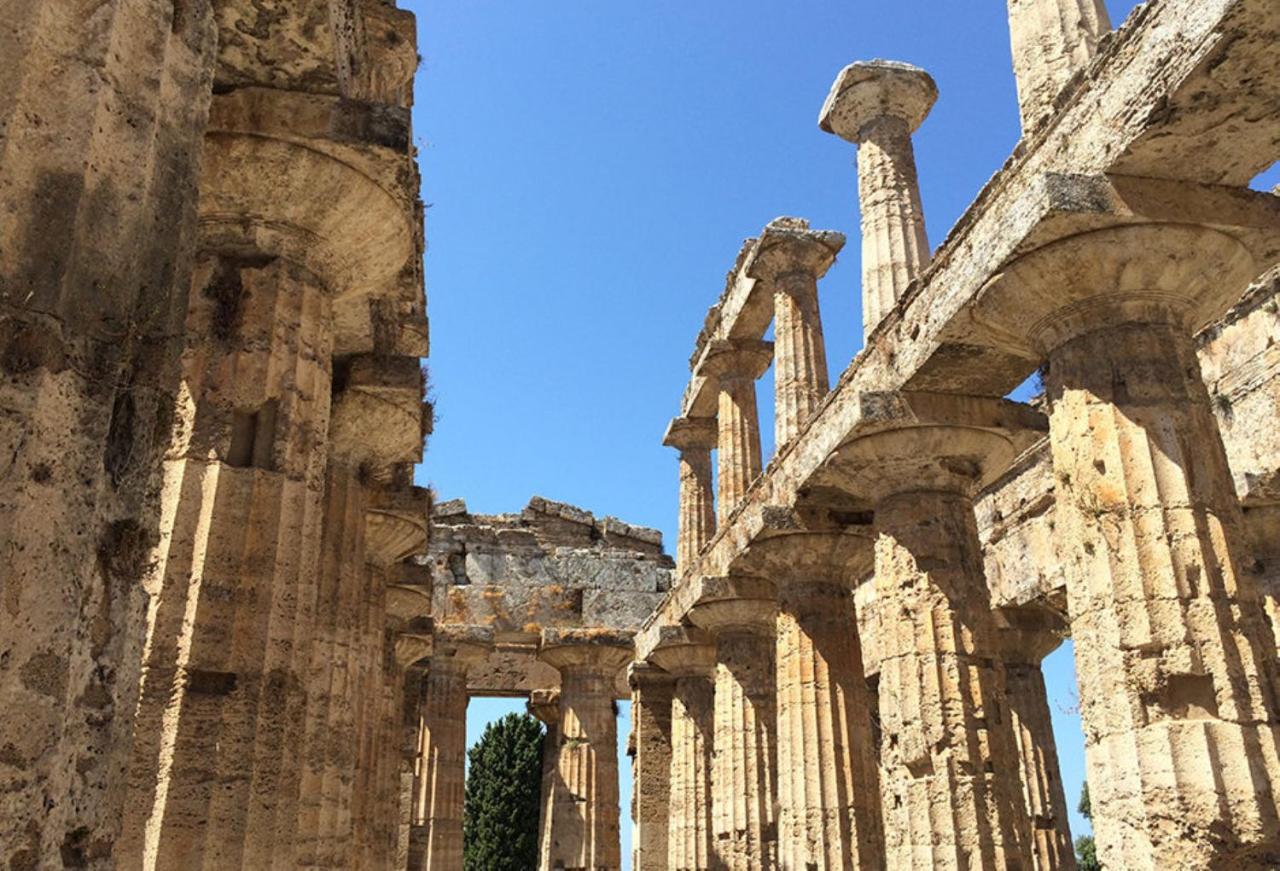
463;712;544;870
1074;781;1101;871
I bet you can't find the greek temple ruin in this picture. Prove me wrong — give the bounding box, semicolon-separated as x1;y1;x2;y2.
2;0;1280;869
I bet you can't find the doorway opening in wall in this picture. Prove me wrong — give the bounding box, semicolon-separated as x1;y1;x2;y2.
461;696;635;870
1041;639;1095;870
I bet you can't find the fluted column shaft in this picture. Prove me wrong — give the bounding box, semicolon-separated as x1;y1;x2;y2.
717;377;763;527
0;3;215;862
773;272;831;447
1006;0;1111;131
1046;321;1280;868
874;491;1033;870
709;623;777;870
666;417;718;576
414;661;470;871
118;256;334;871
775;580;883;870
545;664;624;871
855;116;930;335
1004;661;1075;870
668;674;716;871
529;691;561;871
631;667;675;871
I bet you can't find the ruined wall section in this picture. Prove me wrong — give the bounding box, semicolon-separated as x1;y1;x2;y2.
428;497;672;697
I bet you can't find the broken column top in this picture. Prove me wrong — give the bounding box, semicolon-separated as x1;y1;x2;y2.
663;416;718;451
819;60;938;143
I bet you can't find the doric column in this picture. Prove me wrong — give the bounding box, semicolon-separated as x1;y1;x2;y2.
747;219;844;449
629;663;675;871
828;395;1045;869
538;629;634;871
1006;0;1111;132
703;340;774;526
648;629;718;871
687;578;778;870
746;533;884;870
820;61;936;340
984;224;1280;867
663;416;719;575
411;630;492;871
529;689;562;871
0;3;215;861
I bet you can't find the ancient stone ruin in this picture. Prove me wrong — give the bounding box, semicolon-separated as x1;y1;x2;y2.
2;0;1279;869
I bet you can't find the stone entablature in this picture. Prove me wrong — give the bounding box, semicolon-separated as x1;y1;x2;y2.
426;496;672;697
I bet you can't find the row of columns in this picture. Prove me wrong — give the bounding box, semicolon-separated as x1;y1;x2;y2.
407;630;634;871
651;9;1280;868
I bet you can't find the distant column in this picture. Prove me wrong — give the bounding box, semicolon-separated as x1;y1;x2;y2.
820;61;936;340
1006;0;1111;131
629;663;675;871
663;416;719;575
747;219;844;449
703;340;774;525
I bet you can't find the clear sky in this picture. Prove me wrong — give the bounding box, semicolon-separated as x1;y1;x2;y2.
404;1;1280;866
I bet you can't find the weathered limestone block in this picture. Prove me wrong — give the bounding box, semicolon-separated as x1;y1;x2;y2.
982;224;1280;868
739;527;883;871
539;629;634;871
411;629;492;871
704;340;774;526
820;61;936;340
664;416;718;576
629;662;675;871
824;394;1045;870
746;219;843;449
0;3;216;864
1006;0;1111;132
648;629;717;871
687;577;778;870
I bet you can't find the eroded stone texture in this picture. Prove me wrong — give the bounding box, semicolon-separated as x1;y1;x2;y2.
820;61;935;340
0;3;216;865
705;341;773;527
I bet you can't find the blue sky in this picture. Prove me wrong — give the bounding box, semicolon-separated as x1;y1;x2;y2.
405;1;1279;865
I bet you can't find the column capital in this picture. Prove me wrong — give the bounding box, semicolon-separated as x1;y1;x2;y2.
738;526;874;588
702;338;773;382
430;625;494;671
746;217;845;289
822;391;1047;501
687;575;776;636
538;627;634;674
820;60;937;144
662;415;717;452
627;660;675;691
528;688;560;725
646;626;717;678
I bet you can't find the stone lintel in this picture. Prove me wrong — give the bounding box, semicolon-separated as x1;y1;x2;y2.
538;628;635;674
745;217;846;287
662;415;718;451
818;60;938;143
